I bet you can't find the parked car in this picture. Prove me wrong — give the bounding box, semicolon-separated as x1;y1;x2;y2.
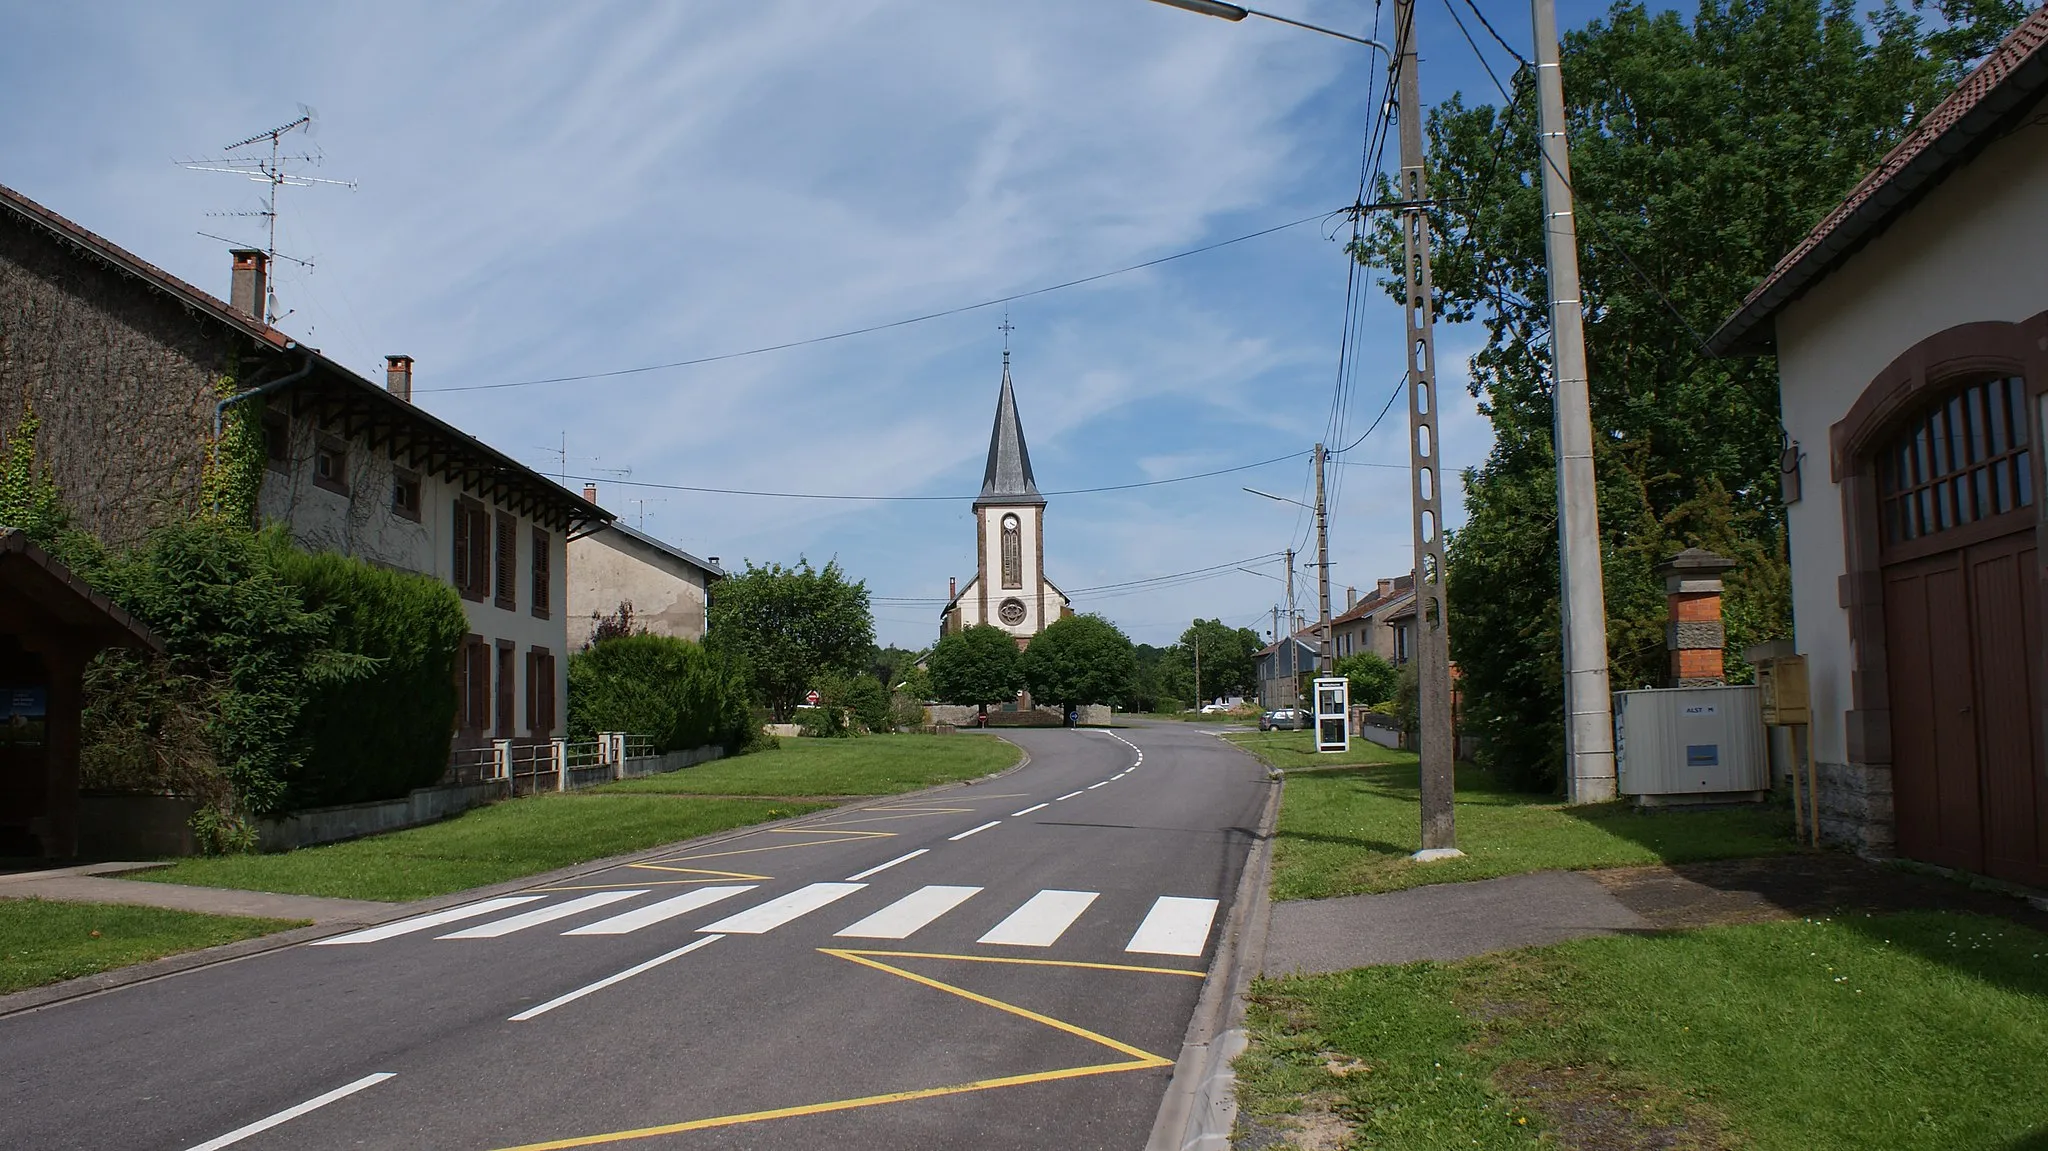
1260;707;1308;731
1199;702;1231;714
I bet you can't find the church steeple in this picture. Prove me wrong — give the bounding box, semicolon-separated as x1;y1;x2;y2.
977;355;1044;507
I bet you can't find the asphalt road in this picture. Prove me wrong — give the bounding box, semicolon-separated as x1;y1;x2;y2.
0;722;1269;1151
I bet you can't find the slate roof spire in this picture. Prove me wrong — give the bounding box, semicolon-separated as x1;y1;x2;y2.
977;351;1044;507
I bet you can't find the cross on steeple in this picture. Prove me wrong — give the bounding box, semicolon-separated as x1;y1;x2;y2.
999;312;1016;364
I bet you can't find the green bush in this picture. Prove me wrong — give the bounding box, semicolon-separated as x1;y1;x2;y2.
796;706;849;738
821;673;890;734
567;634;751;753
269;543;467;808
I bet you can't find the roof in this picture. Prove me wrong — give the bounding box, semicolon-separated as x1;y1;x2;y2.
1256;629;1321;660
585;522;724;579
0;182;610;535
0;528;163;653
1333;574;1416;626
1709;8;2048;355
977;355;1044;507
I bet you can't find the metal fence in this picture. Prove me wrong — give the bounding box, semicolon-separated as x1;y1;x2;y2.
442;732;660;796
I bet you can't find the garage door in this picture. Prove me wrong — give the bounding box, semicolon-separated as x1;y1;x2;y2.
1877;375;2046;886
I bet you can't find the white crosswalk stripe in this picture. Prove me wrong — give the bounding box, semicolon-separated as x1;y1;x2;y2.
698;881;865;934
438;891;647;939
312;896;544;945
977;889;1098;947
563;886;757;936
1125;896;1219;957
834;885;982;940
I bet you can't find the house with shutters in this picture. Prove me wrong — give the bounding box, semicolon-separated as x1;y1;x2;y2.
0;183;609;762
1707;11;2047;883
1329;574;1417;666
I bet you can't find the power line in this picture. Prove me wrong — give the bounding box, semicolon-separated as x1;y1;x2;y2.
416;210;1340;395
561;448;1308;504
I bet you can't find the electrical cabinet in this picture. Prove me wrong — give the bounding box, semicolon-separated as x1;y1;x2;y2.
1614;685;1766;803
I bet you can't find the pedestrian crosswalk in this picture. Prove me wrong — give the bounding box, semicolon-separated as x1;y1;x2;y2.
314;882;1221;958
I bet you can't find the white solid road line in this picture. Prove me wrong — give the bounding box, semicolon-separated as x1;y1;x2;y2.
509;936;725;1021
977;889;1099;947
1055;790;1085;801
1011;802;1049;816
845;849;927;882
563;886;756;936
1125;896;1221;957
182;1072;395;1151
948;820;1001;841
438;891;647;940
834;885;983;939
699;882;865;934
312;897;543;946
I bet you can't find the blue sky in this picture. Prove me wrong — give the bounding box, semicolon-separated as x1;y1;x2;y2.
0;0;1624;649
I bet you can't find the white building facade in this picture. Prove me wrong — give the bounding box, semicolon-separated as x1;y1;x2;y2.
941;354;1071;644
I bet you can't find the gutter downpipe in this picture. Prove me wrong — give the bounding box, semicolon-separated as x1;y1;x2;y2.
210;346;314;517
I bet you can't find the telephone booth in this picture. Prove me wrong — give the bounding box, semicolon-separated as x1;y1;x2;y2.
1313;676;1350;754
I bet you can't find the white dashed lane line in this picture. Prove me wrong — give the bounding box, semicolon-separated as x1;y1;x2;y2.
1055;790;1085;801
948;820;1002;841
509;936;725;1021
845;849;927;882
183;1072;396;1151
1012;802;1049;816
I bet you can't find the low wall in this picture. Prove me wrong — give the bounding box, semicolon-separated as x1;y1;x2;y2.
258;744;728;852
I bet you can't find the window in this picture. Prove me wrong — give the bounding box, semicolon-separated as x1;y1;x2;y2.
391;470;421;521
262;410;290;472
313;438;349;495
494;511;518;611
452;498;491;601
1000;514;1022;588
1393;624;1411;664
458;635;491;734
496;640;516;738
526;647;558;736
531;527;552;619
1878;375;2032;547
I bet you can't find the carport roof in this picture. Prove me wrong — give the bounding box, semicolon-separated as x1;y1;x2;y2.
0;528;163;652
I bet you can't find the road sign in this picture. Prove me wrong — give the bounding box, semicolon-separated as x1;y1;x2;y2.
805;690;821;706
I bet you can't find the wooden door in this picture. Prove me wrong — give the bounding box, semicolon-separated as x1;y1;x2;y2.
1969;532;2045;886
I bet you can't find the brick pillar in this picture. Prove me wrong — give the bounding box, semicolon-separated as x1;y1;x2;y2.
1656;547;1737;688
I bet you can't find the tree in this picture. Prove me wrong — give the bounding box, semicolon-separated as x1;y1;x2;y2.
928;625;1024;716
1173;618;1263;703
1362;0;2021;788
1021;614;1137;720
706;558;874;722
567;634;751;752
1336;652;1399;708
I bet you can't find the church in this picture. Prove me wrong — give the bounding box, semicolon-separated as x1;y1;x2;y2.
939;352;1072;645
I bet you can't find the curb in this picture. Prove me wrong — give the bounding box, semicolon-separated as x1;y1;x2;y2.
1145;757;1284;1151
0;736;1034;1021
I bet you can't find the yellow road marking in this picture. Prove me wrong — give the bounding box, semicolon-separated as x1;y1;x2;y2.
534;878;761;892
620;864;772;880
642;830;896;865
486;944;1182;1149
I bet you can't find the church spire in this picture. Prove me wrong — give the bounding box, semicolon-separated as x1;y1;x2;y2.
978;353;1044;507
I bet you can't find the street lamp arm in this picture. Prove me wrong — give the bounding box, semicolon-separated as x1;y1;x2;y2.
1144;0;1391;58
1242;485;1312;510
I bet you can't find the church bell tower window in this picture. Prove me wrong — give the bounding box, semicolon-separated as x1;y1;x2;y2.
999;597;1027;626
1001;514;1023;588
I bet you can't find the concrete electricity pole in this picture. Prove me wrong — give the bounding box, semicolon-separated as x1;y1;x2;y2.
1394;0;1458;854
1531;0;1616;803
1314;443;1333;674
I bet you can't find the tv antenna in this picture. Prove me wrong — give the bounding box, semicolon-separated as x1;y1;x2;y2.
179;105;356;325
532;432;631;488
627;498;667;531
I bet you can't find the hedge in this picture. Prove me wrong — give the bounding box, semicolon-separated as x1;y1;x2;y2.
567;634;751;753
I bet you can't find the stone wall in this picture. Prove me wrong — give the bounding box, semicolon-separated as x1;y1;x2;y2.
0;211;248;548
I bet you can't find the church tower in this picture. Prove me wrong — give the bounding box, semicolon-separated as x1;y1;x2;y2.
941;351;1071;645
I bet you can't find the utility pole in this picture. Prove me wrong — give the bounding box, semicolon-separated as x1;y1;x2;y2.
1314;443;1333;674
1395;0;1458;853
1285;546;1300;706
1531;0;1616;803
1194;634;1203;710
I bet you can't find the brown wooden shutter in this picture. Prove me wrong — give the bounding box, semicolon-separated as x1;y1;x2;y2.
494;512;517;610
524;649;539;733
495;640;515;737
467;503;491;600
463;636;490;732
541;652;557;733
531;527;551;619
452;500;470;593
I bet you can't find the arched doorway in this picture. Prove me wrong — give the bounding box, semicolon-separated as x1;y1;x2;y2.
1871;373;2045;884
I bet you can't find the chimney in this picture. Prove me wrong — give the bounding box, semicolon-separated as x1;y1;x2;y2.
1658;547;1738;687
949;576;957;601
229;249;268;321
1377;577;1394;599
385;355;414;402
582;483;599;504
1345;586;1357;611
707;556;720;568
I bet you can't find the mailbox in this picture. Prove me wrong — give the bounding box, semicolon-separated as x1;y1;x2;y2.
1756;654;1810;727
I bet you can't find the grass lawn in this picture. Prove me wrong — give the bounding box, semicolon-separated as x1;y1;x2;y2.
142;795;824;902
1226;731;1794;900
1236;910;2048;1150
0;898;304;995
597;732;1021;797
1223;729;1415;771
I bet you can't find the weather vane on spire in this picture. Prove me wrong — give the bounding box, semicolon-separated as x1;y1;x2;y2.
999;310;1016;364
